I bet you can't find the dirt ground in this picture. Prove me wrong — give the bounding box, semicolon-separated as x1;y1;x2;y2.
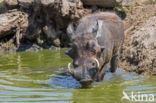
119;3;156;75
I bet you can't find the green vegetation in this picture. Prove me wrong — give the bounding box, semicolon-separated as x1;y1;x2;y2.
114;6;134;13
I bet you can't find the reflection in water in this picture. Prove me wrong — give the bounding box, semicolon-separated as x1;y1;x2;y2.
17;54;22;74
0;49;155;103
49;72;82;89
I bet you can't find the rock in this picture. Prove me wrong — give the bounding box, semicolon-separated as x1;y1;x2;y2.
43;25;58;40
18;0;34;8
81;0;149;7
38;0;55;6
53;38;61;47
4;0;18;8
81;0;121;7
0;10;28;46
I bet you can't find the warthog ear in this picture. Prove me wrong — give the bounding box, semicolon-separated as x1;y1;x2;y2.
92;20;103;38
66;23;75;41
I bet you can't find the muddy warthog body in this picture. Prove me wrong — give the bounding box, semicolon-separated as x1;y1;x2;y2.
66;12;124;85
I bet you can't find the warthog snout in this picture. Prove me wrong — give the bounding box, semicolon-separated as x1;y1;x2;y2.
68;64;93;85
68;58;99;85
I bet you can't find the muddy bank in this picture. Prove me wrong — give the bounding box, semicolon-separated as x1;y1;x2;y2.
119;4;156;75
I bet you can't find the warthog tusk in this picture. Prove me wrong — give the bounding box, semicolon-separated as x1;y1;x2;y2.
94;58;100;69
68;63;73;74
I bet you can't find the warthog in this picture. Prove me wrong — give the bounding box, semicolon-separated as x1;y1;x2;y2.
66;12;124;85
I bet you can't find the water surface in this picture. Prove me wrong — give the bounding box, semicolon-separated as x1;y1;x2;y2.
0;49;155;103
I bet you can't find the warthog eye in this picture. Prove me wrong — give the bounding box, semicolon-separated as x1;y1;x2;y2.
92;62;95;66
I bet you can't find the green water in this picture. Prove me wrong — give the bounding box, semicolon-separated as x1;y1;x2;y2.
0;49;156;103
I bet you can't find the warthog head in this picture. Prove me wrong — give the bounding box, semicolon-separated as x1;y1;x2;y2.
66;23;104;85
